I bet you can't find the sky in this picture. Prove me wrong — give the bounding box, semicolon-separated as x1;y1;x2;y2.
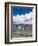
11;6;33;16
11;6;33;24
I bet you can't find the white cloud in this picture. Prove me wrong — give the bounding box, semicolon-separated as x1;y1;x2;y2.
12;12;33;24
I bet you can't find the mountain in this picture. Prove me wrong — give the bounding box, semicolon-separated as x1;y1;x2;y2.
12;12;33;24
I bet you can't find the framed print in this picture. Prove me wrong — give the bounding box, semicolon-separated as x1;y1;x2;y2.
5;2;37;44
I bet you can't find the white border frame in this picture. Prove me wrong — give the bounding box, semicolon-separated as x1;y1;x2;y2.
9;4;36;42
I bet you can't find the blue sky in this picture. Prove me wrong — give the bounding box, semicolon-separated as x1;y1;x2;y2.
11;6;33;16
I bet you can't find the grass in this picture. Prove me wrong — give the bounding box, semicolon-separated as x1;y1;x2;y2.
11;27;32;39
